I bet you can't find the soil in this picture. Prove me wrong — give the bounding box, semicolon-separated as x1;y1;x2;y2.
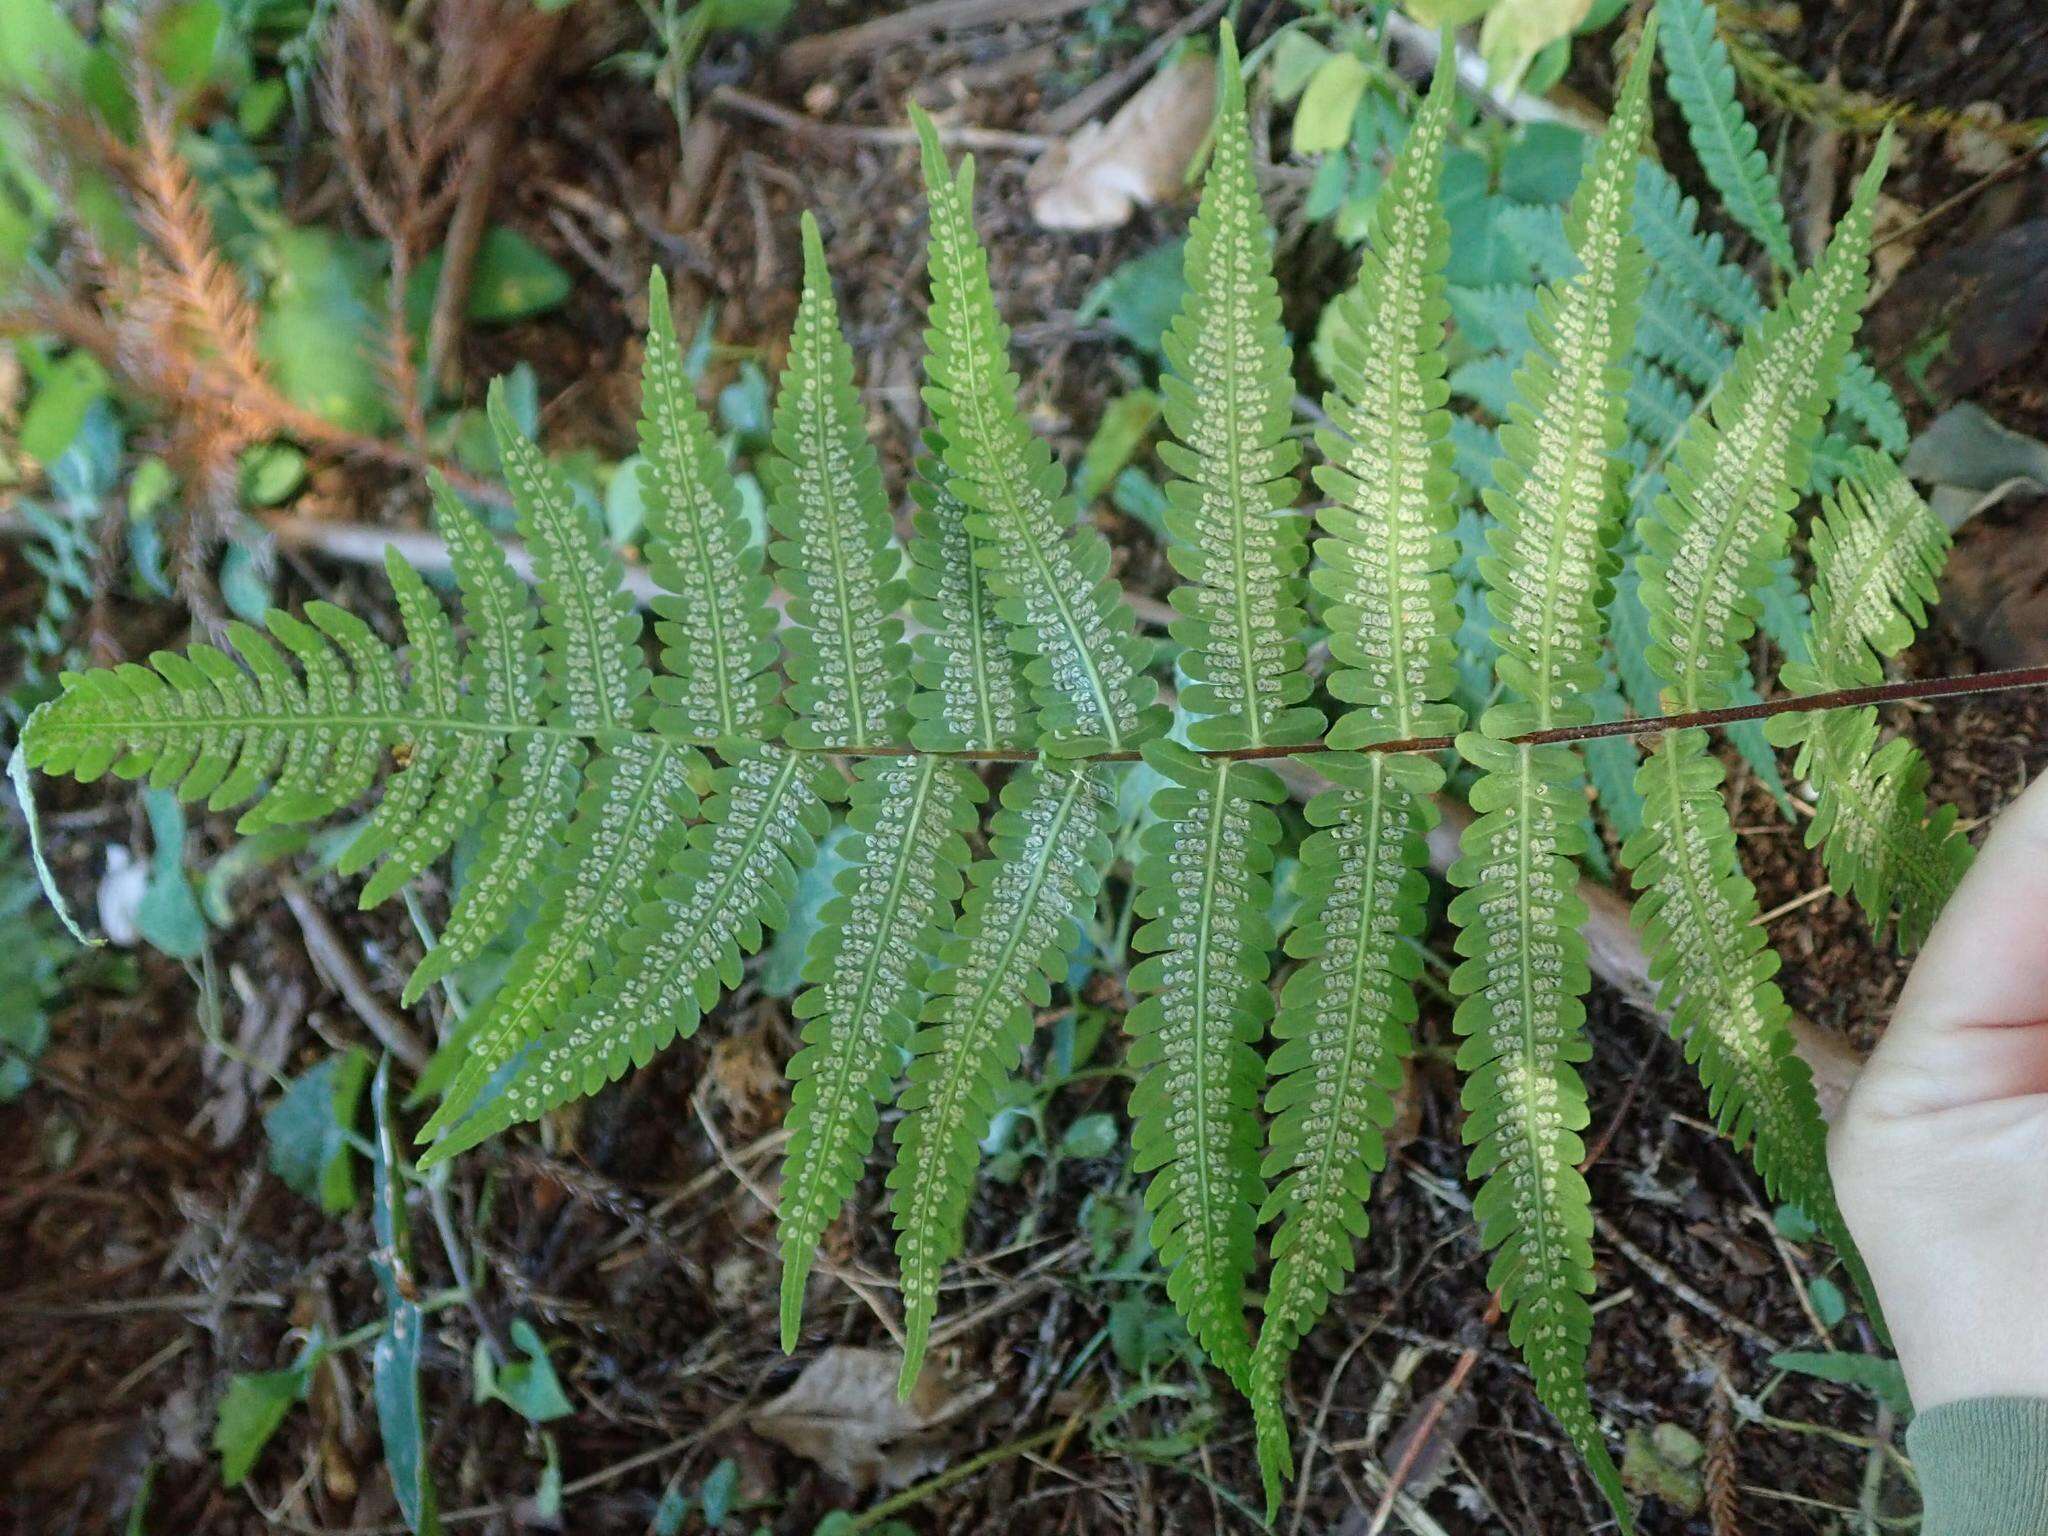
6;3;2048;1534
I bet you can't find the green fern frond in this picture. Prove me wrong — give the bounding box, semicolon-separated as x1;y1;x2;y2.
1156;30;1318;752
1126;743;1282;1393
890;762;1114;1392
419;745;831;1166
1770;452;1971;949
641;269;788;742
777;753;983;1348
766;214;913;751
912;110;1166;758
1447;21;1658;1523
1656;0;1796;274
1249;48;1462;1511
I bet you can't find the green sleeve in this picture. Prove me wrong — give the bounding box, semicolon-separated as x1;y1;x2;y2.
1908;1399;2048;1536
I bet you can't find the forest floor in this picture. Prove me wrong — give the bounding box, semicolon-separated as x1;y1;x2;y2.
6;1;2048;1533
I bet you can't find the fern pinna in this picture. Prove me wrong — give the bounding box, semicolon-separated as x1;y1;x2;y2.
19;9;1977;1524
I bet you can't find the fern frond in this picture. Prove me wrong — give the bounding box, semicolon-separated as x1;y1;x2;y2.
913;111;1166;757
765;214;913;751
905;439;1034;751
416;735;704;1133
1769;452;1970;949
419;745;831;1166
1126;743;1282;1392
777;753;984;1348
1157;30;1317;752
1656;0;1796;274
641;269;788;742
1249;49;1462;1510
1447;22;1658;1522
890;762;1114;1391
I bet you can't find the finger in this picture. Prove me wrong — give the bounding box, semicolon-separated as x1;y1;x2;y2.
1858;771;2048;1115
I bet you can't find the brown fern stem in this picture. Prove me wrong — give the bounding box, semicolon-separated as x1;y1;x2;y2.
830;664;2048;764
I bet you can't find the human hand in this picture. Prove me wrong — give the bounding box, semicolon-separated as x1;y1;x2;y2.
1829;770;2048;1408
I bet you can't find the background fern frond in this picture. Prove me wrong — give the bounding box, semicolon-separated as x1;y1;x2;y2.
1447;21;1658;1522
1656;0;1796;275
913;111;1166;758
1156;29;1317;753
640;268;788;743
890;763;1114;1392
1250;48;1461;1511
765;213;913;752
1770;453;1971;949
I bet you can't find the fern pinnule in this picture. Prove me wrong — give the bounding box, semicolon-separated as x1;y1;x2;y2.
489;381;651;733
1118;25;1302;1408
418;745;830;1166
1770;453;1971;950
1249;44;1462;1512
1126;743;1283;1394
415;733;705;1132
641;268;788;743
766;213;912;752
890;762;1115;1394
1155;27;1317;754
1636;133;1891;718
777;754;983;1348
912;109;1166;758
905;439;1034;752
1447;18;1657;1524
333;548;468;887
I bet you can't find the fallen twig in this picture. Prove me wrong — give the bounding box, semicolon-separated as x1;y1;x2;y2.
777;0;1098;80
279;876;432;1070
710;86;1052;155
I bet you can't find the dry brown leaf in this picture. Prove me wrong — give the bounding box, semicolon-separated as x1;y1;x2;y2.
1028;53;1216;231
749;1346;991;1491
709;1025;785;1137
